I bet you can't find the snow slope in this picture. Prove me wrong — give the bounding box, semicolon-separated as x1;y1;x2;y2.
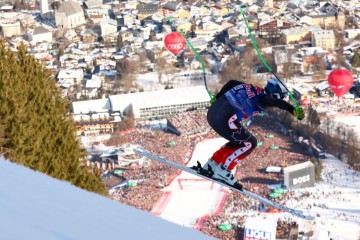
0;157;214;240
298;155;360;240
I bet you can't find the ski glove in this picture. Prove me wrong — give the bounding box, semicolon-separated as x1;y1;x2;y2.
293;107;305;120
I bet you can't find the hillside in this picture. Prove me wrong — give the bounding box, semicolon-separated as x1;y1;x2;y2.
0;157;214;240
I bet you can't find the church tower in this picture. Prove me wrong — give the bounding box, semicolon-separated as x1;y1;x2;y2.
40;0;49;14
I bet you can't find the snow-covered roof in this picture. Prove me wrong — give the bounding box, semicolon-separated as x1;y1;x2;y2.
33;26;50;35
85;78;102;88
58;69;83;79
292;85;313;94
109;86;210;112
316;81;329;91
57;0;83;16
312;30;335;39
0;5;13;11
72;99;111;114
84;0;103;9
100;18;117;26
282;26;310;35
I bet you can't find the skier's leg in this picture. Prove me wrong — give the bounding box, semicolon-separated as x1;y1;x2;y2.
207;95;257;165
221;121;257;170
203;95;236;173
206;95;258;184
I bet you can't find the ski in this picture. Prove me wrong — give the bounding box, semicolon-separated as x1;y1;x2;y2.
134;148;314;221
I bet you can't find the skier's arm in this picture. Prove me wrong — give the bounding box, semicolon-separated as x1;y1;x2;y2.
258;95;295;114
216;80;244;99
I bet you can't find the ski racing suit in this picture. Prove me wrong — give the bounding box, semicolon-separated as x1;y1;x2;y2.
207;80;295;171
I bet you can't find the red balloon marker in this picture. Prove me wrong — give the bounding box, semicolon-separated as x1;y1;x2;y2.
327;69;354;98
164;32;186;55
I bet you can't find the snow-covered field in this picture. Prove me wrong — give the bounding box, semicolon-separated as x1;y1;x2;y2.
332;115;360;142
0;157;214;240
288;154;360;240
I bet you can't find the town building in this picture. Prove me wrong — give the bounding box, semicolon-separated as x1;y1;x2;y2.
344;29;360;39
31;26;53;44
136;3;158;21
0;20;22;37
281;27;311;45
310;12;345;30
312;30;335;51
55;0;85;29
259;19;291;39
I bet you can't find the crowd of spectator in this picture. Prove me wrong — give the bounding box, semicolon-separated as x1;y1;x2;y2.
84;110;343;239
193;114;314;239
108;111;212;211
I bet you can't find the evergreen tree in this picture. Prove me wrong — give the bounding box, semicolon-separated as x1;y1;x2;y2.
0;42;106;195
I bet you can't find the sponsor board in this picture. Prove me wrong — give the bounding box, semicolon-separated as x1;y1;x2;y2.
293;174;311;185
244;229;272;240
284;161;315;188
244;218;276;240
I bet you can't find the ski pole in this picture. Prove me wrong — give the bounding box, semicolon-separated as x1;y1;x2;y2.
179;30;216;104
238;7;299;108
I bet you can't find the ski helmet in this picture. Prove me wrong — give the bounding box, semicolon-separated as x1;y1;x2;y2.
264;78;288;99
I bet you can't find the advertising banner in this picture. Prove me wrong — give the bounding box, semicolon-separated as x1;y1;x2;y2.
284;161;315;188
244;217;277;240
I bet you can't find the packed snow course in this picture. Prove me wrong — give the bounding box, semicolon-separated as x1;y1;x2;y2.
151;138;228;228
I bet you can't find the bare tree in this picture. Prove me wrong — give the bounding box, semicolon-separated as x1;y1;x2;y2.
116;59;139;92
106;134;127;147
334;51;349;69
155;55;167;83
219;45;260;84
281;49;297;82
351;49;360;69
345;16;359;29
244;46;260;80
334;30;345;48
149;30;158;41
307;106;321;135
219;54;245;84
312;55;327;80
139;51;148;71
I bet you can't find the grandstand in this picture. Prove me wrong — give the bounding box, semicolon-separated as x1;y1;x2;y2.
71;86;211;135
109;86;210;119
72;86;210;119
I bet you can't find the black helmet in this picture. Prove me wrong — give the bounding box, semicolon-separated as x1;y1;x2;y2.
264;78;288;99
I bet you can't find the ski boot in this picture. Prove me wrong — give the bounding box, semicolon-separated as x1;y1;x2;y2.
211;163;243;191
202;158;219;177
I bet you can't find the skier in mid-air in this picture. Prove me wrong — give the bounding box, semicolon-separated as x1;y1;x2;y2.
202;79;304;188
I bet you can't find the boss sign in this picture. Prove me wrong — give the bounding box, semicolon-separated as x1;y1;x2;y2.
293;175;310;185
